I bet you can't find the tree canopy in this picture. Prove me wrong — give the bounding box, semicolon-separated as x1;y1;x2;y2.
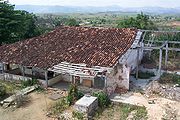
65;18;79;26
117;13;157;30
0;1;40;45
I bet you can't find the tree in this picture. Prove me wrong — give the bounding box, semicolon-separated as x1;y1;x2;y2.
117;12;157;30
65;18;79;27
0;1;40;45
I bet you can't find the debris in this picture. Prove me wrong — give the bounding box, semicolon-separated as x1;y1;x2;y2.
145;81;180;101
148;100;155;104
49;93;62;100
1;85;37;107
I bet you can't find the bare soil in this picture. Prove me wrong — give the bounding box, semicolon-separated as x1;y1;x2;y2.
0;92;56;120
167;21;180;27
111;92;180;120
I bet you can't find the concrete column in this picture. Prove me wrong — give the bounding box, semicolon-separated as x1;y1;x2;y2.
2;63;5;80
136;48;139;79
1;63;4;74
165;43;168;68
21;66;25;77
158;48;163;75
45;71;48;87
22;66;26;81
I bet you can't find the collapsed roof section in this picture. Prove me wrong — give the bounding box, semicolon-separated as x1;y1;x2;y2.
0;26;137;69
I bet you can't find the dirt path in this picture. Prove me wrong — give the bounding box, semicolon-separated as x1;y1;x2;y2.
111;92;180;120
0;92;56;120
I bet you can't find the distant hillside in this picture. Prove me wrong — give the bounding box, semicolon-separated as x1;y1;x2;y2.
15;5;180;14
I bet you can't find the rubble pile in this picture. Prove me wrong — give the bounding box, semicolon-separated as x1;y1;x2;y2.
145;81;180;101
0;85;37;108
47;88;68;96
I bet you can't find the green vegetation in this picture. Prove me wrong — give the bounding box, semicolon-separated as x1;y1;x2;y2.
0;83;6;97
93;91;110;108
65;18;79;26
48;97;69;116
72;110;85;120
66;84;84;105
0;80;21;100
159;73;180;85
0;1;41;45
117;12;157;30
94;103;147;120
20;79;39;88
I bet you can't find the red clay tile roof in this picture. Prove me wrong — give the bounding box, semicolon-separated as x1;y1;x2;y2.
0;26;137;69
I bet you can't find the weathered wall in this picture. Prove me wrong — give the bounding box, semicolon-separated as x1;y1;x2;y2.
0;73;31;81
106;40;144;94
80;76;94;85
24;67;33;75
106;64;130;95
60;73;72;82
48;75;62;86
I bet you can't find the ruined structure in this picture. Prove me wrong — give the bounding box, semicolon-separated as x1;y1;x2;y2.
0;26;143;94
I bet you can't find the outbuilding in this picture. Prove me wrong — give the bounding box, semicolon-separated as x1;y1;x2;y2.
0;26;143;94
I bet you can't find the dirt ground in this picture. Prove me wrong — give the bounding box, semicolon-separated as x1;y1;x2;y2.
0;92;56;120
111;92;180;120
167;21;180;27
1;89;180;120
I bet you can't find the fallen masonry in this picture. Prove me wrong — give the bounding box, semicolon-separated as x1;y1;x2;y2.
0;85;38;108
145;81;180;101
74;95;98;116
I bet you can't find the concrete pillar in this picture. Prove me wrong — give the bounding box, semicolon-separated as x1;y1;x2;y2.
1;63;4;74
21;66;25;77
136;48;139;79
22;66;26;81
158;48;163;76
165;43;168;68
2;63;5;80
45;71;48;87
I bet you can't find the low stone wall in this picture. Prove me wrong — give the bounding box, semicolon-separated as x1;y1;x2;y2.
48;75;62;86
0;73;31;81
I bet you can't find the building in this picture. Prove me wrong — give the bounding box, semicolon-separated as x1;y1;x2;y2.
0;26;143;95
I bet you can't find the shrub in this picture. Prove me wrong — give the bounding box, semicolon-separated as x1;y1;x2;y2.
21;79;39;88
0;84;6;97
66;84;84;105
159;73;180;85
93;91;110;108
77;91;84;99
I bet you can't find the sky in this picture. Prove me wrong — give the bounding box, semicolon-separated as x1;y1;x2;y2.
9;0;180;8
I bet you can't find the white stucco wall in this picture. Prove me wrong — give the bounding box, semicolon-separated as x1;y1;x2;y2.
106;31;144;93
124;47;144;71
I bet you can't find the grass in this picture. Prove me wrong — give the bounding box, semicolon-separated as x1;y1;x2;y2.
0;80;21;93
47;97;69;117
159;73;180;85
94;103;148;120
72;110;85;120
0;80;21;101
